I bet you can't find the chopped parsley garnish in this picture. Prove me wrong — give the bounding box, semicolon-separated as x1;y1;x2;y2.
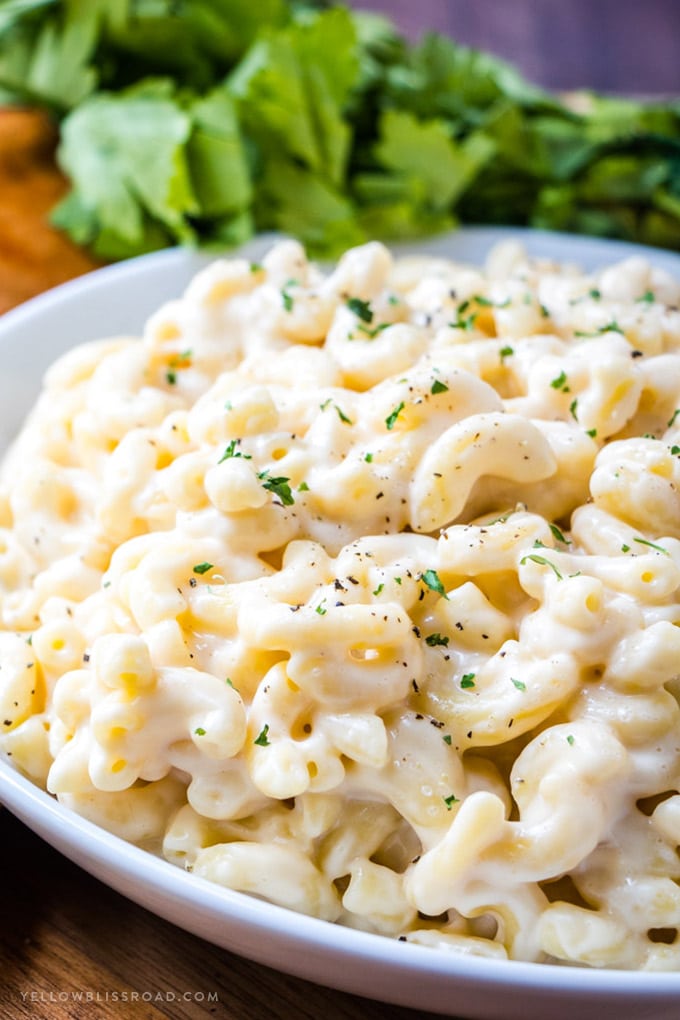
589;288;601;300
385;401;405;430
566;734;575;745
569;398;579;421
356;322;390;339
499;345;514;361
668;409;680;428
166;369;177;385
460;673;476;689
281;280;297;312
621;543;631;552
254;724;271;746
420;569;447;598
585;428;598;438
258;471;294;506
218;438;251;462
633;537;670;556
520;553;564;580
443;794;459;809
636;290;655;304
450;310;478;331
671;445;680;455
315;601;327;615
249;261;263;273
425;633;449;647
443;734;452;745
192;562;213;575
364;452;374;463
511;677;527;691
194;726;206;736
298;480;310;491
549;523;571;545
550;370;570;392
333;404;353;424
372;583;384;596
346;296;373;322
431;379;449;395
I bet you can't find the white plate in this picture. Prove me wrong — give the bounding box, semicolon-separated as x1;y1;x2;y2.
2;228;680;1020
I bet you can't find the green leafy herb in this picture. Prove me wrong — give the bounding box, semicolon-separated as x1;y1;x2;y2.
549;523;571;545
499;345;514;361
254;724;271;747
258;471;294;506
636;290;656;303
425;633;449;647
5;3;680;262
550;370;570;392
443;793;459;809
511;677;527;691
385;401;405;430
346;296;373;322
192;562;213;575
218;438;251;462
364;452;373;462
442;734;452;745
420;569;447;598
520;553;564;580
460;673;476;688
194;726;206;736
566;734;575;745
633;537;670;556
431;378;449;395
372;582;384;596
298;480;310;491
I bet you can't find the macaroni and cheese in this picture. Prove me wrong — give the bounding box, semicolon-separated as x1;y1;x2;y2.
1;237;680;969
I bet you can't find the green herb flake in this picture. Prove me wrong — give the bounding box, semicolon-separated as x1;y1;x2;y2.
431;378;449;395
443;794;459;809
585;428;598;438
249;261;263;273
549;523;571;546
621;543;630;552
443;734;452;745
385;401;405;430
499;345;514;362
333;404;353;424
218;438;251;462
671;445;680;456
166;369;177;385
420;569;447;598
193;562;213;575
633;537;670;556
668;409;680;428
194;726;206;736
258;471;294;506
356;322;390;339
298;480;310;491
550;370;570;392
511;677;527;691
569;398;579;421
566;734;575;746
281;282;297;312
254;724;270;747
520;553;564;580
346;296;373;323
425;632;449;647
372;583;384;596
460;673;476;689
315;600;327;615
636;290;656;304
364;452;374;463
589;288;601;300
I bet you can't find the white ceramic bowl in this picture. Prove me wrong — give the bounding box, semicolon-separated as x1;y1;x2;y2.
2;228;680;1020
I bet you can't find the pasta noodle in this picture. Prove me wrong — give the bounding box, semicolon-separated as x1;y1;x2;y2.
2;236;680;969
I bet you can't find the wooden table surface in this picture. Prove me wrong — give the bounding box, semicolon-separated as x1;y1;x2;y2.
0;109;460;1020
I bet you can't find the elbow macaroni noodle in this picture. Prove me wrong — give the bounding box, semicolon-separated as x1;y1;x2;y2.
2;237;680;968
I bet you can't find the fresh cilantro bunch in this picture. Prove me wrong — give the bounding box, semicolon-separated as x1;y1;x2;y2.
1;0;679;259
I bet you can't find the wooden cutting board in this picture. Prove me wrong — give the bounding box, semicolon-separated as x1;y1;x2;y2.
0;108;99;315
